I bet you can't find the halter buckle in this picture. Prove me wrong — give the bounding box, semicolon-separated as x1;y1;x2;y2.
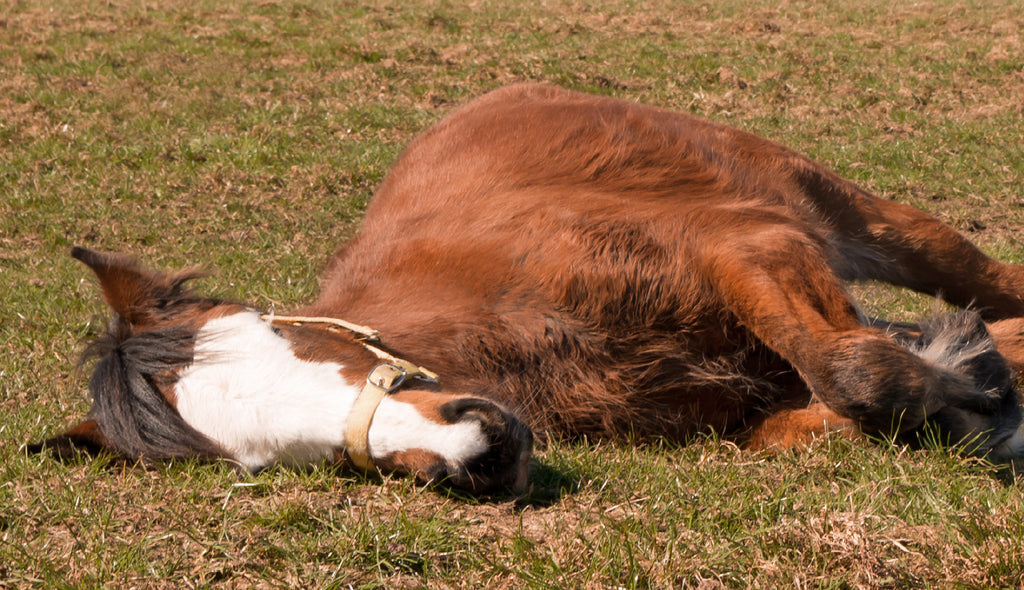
366;363;408;393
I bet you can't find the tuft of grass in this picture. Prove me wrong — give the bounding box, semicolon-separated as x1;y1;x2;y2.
4;0;1024;587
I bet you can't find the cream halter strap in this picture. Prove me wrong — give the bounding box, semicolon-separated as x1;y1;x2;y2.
260;313;439;471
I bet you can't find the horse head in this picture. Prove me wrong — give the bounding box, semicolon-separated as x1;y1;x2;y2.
30;248;533;494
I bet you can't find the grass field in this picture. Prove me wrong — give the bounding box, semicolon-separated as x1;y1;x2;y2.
3;0;1024;587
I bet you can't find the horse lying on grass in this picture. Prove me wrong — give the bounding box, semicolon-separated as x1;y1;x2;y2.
31;84;1024;493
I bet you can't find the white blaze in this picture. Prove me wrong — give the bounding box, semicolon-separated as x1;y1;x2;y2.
173;311;486;471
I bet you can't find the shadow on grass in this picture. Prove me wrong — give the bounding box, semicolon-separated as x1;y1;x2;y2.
426;457;586;508
515;457;587;508
29;441;589;510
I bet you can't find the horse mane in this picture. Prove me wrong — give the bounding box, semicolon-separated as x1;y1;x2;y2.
82;299;226;463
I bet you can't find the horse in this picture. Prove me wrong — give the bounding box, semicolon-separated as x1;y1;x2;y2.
31;84;1024;493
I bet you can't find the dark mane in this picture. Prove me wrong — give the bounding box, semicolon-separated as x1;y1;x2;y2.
83;312;225;462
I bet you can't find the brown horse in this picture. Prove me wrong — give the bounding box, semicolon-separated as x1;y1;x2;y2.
32;84;1024;492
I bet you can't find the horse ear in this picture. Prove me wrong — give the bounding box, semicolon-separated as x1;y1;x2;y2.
27;419;111;459
71;247;203;325
72;247;157;324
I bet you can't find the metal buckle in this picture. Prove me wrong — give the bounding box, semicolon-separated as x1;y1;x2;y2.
367;363;408;393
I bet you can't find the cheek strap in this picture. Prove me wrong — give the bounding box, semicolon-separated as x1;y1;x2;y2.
344;363;406;470
344;356;439;471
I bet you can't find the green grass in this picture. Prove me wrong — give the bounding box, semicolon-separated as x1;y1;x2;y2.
4;0;1024;587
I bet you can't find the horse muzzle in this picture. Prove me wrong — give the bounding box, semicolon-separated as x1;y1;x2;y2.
438;397;534;493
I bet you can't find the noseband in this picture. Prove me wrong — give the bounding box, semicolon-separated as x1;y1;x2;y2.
260;313;438;470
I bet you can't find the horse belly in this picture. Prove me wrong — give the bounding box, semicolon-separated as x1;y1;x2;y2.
433;307;807;442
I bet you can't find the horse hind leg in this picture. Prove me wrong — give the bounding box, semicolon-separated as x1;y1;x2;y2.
744;403;863;452
986;317;1024;375
801;168;1024;319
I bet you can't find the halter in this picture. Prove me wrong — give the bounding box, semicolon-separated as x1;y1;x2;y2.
260;313;439;471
